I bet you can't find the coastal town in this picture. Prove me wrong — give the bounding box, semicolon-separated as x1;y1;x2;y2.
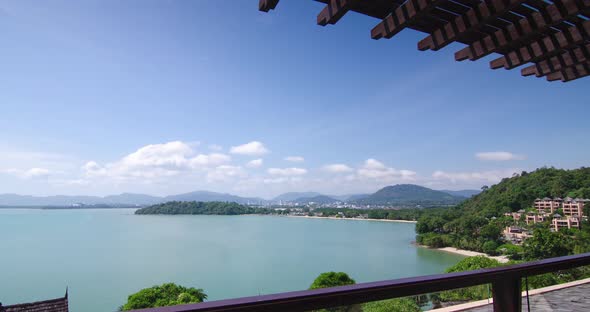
504;197;589;244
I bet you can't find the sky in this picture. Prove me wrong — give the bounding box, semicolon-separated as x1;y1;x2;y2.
0;0;588;199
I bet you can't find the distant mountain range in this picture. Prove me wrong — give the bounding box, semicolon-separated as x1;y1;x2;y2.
0;191;266;207
0;185;478;207
272;192;322;202
354;184;467;207
293;195;340;204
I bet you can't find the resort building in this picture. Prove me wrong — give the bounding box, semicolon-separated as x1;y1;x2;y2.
552;216;581;231
534;197;563;214
503;226;531;244
526;213;546;225
562;197;587;217
504;210;524;221
533;197;588;216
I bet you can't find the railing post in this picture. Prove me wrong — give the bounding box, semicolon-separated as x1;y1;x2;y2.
492;277;522;312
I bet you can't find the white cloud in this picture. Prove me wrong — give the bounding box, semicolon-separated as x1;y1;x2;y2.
476;152;526;161
82;141;231;180
267;167;308;176
189;153;231;167
230;141;269;156
207;165;246;182
246;158;264;168
432;169;519;184
356;159;416;182
284;156;304;162
209;144;223;152
322;164;353;173
2;167;51;179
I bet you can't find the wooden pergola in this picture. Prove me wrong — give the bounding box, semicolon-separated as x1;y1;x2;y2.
259;0;590;82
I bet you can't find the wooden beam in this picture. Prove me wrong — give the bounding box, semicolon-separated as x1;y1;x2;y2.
455;0;590;61
490;20;590;70
317;0;351;26
259;0;280;12
522;44;590;77
492;278;522;312
546;61;590;82
418;0;527;51
371;0;443;40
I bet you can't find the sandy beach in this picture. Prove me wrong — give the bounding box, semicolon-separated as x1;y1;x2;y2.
284;215;418;223
427;246;510;263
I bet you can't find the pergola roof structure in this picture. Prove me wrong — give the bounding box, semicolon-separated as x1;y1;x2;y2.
259;0;590;82
1;292;68;312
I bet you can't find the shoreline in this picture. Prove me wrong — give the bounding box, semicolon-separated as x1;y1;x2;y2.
417;244;509;263
283;215;417;223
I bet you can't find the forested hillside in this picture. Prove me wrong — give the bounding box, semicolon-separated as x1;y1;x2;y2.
416;167;590;256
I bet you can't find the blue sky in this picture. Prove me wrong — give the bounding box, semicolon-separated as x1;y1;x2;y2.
1;0;588;198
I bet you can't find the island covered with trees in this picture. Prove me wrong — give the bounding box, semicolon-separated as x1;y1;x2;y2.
135;201;274;215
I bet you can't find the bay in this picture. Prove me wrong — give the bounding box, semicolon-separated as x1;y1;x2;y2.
0;209;464;311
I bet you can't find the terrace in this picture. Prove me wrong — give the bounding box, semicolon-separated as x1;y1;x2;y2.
129;253;590;312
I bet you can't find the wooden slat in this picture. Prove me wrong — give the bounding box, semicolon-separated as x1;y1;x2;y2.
455;0;590;61
521;43;590;77
259;0;280;12
546;61;590;81
419;0;529;51
371;0;445;39
490;20;590;69
317;0;352;26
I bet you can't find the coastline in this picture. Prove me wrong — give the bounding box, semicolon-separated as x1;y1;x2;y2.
417;244;509;263
283;215;417;223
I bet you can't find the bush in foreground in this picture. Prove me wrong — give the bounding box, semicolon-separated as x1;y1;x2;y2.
119;283;207;311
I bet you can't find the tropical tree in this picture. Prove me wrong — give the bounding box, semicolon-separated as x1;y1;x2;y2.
437;256;502;303
119;283;206;311
309;272;359;312
523;228;572;260
309;272;356;289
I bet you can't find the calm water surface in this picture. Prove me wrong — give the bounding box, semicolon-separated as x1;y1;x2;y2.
0;209;464;311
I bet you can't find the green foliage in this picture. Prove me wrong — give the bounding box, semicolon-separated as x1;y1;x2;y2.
309;272;356;290
444;256;502;273
523;228;573;260
119;283;206;311
496;244;524;260
438;256;502;302
135;201;272;215
309;272;359;312
482;241;499;255
362;298;420;312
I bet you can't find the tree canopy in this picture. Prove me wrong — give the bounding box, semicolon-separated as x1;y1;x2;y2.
309;272;356;290
119;283;207;311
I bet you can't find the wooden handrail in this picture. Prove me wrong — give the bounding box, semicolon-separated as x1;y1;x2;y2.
130;252;590;312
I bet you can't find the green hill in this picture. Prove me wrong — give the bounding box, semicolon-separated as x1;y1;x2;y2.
416;167;590;254
356;184;465;207
458;167;590;218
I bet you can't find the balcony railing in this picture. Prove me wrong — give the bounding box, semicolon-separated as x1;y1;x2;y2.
131;252;590;312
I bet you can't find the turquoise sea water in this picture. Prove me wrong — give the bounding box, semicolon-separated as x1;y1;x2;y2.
0;209;464;311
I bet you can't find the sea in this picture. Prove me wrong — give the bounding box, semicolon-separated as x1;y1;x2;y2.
0;208;464;311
